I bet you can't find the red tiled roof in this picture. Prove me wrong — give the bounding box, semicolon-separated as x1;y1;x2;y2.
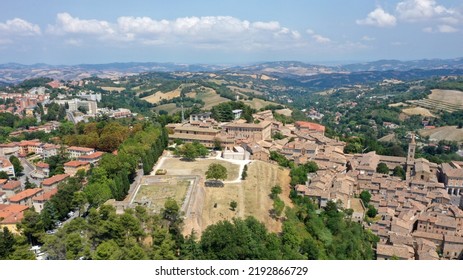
1;180;21;190
9;188;43;203
33;188;58;202
0;211;24;224
42;174;70;186
36;162;50;168
67;146;94;152
64;160;89;167
295;121;326;132
0;179;7;185
0;204;29;219
78;151;104;160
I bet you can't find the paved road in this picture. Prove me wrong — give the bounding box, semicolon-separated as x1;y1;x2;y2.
19;158;41;188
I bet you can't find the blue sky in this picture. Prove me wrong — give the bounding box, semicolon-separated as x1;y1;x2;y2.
0;0;462;64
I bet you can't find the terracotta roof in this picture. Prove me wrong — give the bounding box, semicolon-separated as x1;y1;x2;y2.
0;179;7;185
32;188;58;202
9;188;43;203
295;121;325;132
64;160;89;167
0;204;29;219
1;180;21;190
377;244;414;259
224;121;271;129
0;211;24;224
36;162;49;168
78;151;104;160
67;146;95;152
42;174;70;186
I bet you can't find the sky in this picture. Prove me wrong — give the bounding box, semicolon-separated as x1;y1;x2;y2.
0;0;462;65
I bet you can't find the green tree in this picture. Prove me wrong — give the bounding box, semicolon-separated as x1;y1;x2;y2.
206;163;228;181
367;205;378;218
0;227;16;259
359;190;371;206
24;177;34;189
0;171;8;179
392;166;406;180
272;198;285;218
376;162;389;174
230;200;237;211
270;185;282;200
9;155;23;175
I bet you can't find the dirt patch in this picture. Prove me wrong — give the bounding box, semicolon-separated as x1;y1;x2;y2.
200;161;292;236
275;108;293;117
419;126;463;142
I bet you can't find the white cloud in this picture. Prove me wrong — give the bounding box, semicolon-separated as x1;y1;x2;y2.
396;0;455;21
356;8;397;27
312;34;331;44
361;36;375;41
306;29;331;44
48;13;115;35
47;13;303;50
422;25;459;33
0;18;41;36
438;24;458;33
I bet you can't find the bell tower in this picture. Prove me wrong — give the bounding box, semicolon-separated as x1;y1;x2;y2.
406;133;416;179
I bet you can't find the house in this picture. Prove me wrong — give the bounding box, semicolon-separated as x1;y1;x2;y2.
376;244;415;260
0;143;19;157
1;180;22;197
232;109;242;120
35;162;50;178
32;189;58;213
41;174;70;191
222;146;249;160
0;204;29;234
223;121;272;142
8;188;44;207
42;144;59;159
64;161;90;177
294;121;325;135
242;142;270;162
77;151;105;165
0;157;15;177
66;146;95;159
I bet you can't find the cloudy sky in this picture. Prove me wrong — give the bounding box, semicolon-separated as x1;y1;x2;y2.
0;0;462;64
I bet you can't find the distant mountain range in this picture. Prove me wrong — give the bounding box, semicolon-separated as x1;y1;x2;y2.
1;58;463;85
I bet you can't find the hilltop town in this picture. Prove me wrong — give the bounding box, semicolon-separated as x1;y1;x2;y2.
1;69;463;260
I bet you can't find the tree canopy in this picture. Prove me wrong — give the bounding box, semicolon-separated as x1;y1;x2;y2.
205;163;227;181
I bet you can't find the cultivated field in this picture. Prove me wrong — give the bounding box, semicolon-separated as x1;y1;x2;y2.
200;161;292;234
419;126;463;142
158;157;240;181
142;88;181;104
275;108;293;117
189;89;230;110
407;89;463;113
402;107;436;117
134;177;191;213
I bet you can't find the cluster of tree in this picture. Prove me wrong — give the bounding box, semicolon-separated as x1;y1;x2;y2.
63;121;132;152
42;103;66;121
15;77;53;91
211;101;255;122
0;227;36;260
376;162;389;174
270;185;285;218
45;153;68;176
359;190;378;219
289;161;318;186
173;141;208;161
99;91;153;114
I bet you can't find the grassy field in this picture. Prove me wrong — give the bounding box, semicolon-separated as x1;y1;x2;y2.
142;88;181;104
153;103;182;114
100;86;125;92
243;98;280;110
200;161;292;234
405;89;463;113
191;89;230;110
158;157;240;181
429;89;463;104
419;126;463;142
134;178;190;213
